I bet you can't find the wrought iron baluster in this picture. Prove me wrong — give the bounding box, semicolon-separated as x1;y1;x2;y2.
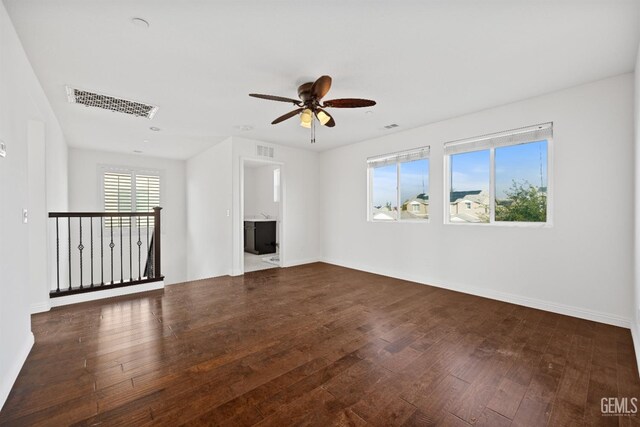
100;217;104;285
110;217;114;284
137;217;142;280
120;217;123;284
68;217;71;290
78;217;84;288
90;217;94;287
146;216;149;278
55;218;60;293
129;216;132;282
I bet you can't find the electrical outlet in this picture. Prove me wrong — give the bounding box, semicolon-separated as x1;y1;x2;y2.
0;141;6;158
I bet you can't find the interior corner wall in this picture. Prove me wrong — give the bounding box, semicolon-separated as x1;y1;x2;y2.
320;73;634;327
67;148;186;285
0;0;68;410
186;138;233;280
230;136;320;275
633;45;640;363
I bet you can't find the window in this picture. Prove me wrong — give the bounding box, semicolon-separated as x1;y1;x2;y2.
368;147;430;221
273;168;281;203
444;123;551;225
101;167;161;227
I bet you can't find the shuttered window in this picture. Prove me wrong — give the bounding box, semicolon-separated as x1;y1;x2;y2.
135;174;160;227
102;168;161;227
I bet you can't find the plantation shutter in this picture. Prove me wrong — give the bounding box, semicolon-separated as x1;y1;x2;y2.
135;174;160;227
103;172;132;227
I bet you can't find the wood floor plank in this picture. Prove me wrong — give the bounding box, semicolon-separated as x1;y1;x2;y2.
0;262;638;426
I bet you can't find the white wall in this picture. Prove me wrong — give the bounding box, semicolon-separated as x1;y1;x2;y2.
186;138;233;280
68;148;186;285
0;0;68;409
231;137;320;274
187;138;231;280
244;164;279;219
320;73;634;327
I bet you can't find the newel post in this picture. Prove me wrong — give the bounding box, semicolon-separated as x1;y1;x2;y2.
153;207;162;279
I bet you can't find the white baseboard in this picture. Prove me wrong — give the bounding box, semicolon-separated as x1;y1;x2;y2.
283;257;320;268
49;280;165;308
321;257;630;328
30;301;51;314
631;322;640;376
0;332;34;411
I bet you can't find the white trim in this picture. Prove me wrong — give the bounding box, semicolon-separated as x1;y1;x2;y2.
631;323;640;378
49;280;164;308
30;301;51;314
320;258;630;328
0;332;34;411
282;257;320;268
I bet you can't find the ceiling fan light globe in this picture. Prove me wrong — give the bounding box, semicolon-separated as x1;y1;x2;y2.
300;120;312;129
317;110;331;125
300;109;313;124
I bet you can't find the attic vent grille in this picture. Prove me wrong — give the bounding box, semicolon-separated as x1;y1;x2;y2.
66;86;158;119
256;145;274;158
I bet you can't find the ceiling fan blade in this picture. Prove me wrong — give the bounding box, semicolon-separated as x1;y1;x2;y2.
323;98;376;108
315;109;336;127
271;107;304;125
249;93;301;105
310;75;332;100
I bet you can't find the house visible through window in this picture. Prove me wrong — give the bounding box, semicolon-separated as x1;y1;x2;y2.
368;147;430;221
102;167;161;227
444;123;551;224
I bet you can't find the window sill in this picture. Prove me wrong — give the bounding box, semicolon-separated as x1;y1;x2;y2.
443;221;552;228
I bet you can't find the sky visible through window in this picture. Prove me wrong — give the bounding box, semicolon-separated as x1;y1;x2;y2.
451;140;547;198
371;159;429;207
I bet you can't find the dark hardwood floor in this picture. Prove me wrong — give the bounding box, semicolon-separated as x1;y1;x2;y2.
1;262;639;426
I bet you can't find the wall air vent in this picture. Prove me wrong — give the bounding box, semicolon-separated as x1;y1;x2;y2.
256;144;274;158
66;86;158;119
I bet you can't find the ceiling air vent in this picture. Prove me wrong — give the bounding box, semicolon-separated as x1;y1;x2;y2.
256;144;274;158
384;123;399;129
66;86;158;119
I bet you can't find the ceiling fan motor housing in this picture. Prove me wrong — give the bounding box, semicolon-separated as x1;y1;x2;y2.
297;82;314;104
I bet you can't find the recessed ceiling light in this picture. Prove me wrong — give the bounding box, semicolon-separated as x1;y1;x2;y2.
131;17;149;28
149;126;161;132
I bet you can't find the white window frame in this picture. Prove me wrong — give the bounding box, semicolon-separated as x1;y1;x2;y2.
98;165;163;228
443;123;553;227
367;146;430;223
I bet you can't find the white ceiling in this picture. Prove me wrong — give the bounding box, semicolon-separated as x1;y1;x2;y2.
5;0;640;159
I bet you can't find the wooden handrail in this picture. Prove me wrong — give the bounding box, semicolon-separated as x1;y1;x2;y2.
49;211;156;218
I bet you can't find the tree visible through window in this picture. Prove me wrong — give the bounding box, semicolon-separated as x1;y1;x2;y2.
444;123;551;224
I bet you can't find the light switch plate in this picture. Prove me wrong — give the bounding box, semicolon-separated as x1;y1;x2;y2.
0;141;6;158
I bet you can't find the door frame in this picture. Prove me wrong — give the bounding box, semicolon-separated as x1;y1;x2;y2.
237;157;285;275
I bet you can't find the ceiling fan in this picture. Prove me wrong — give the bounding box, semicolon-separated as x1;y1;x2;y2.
249;75;376;143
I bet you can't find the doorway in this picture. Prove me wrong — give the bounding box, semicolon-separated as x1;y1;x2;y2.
241;158;283;273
